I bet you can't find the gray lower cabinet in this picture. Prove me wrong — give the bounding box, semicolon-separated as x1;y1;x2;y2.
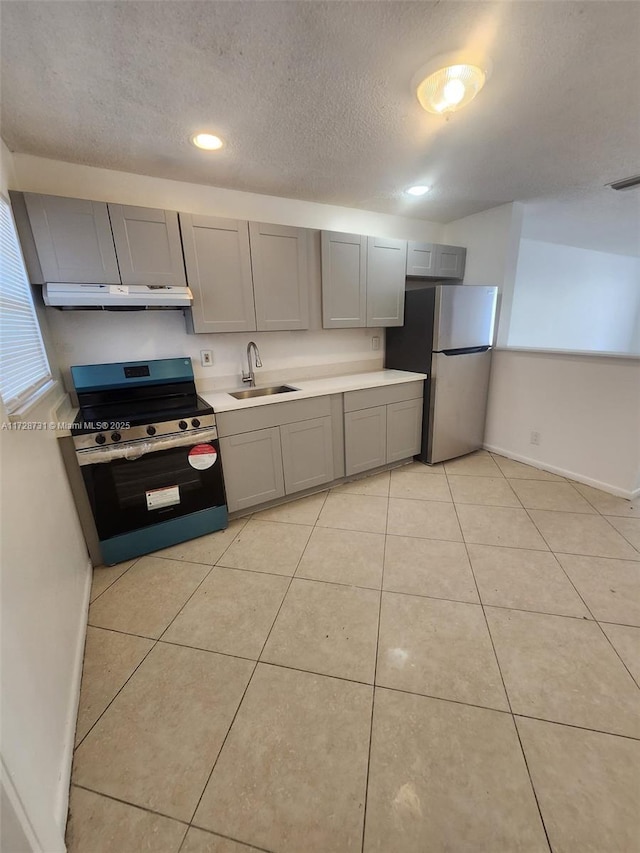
280;416;334;494
107;204;186;286
343;380;424;475
344;406;387;475
22;193;120;284
386;398;423;462
180;213;256;333
219;427;285;512
250;222;310;331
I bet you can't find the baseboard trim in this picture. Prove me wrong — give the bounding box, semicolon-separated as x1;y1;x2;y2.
484;444;636;500
54;558;92;835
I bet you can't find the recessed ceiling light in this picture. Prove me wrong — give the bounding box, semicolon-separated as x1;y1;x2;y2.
191;133;224;151
413;52;492;116
405;185;431;197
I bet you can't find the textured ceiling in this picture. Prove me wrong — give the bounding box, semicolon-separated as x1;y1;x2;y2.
1;1;639;222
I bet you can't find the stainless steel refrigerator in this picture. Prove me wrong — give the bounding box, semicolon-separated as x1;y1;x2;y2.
385;284;498;464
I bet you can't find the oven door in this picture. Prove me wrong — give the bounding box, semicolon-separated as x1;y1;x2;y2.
78;429;226;540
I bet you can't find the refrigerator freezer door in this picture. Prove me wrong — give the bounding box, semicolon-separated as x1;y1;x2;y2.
428;349;493;463
433;286;498;351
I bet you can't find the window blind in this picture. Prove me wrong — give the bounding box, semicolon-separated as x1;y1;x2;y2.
0;195;52;413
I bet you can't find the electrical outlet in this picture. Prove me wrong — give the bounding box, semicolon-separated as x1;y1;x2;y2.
371;336;380;351
200;350;213;367
530;430;541;446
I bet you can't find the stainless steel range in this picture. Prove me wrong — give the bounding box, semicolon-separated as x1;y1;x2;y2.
70;357;227;565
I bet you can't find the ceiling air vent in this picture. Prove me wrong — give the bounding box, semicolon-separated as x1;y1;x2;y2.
607;174;640;191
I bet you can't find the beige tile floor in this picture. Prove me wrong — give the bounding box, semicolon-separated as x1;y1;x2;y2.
67;451;640;853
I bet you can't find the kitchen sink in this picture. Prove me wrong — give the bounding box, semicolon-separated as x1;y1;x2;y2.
229;385;299;400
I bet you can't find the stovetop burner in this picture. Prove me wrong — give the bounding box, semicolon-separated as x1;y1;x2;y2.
72;394;213;435
69;357;216;451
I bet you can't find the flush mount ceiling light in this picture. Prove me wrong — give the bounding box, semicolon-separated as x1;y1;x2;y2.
191;132;224;150
413;52;492;116
405;185;431;197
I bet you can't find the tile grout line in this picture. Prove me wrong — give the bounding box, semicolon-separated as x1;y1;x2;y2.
519;506;640;692
443;465;554;853
183;488;330;841
75;521;250;797
75;550;222;752
89;556;140;605
359;479;389;853
150;526;640;564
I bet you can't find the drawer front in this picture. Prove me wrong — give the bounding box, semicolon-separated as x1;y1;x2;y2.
217;396;332;437
343;381;424;413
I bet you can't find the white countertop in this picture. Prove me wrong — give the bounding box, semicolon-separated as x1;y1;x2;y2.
201;369;427;413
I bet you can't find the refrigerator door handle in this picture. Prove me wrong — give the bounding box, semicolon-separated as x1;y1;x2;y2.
438;345;491;356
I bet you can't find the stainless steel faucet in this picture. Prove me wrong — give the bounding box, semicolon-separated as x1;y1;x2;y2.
242;341;263;387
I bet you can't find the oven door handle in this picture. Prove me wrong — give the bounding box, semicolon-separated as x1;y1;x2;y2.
76;427;219;466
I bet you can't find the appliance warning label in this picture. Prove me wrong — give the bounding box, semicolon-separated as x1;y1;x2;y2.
188;444;217;470
146;485;180;510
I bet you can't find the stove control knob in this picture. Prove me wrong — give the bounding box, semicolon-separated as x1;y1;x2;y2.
146;425;156;436
111;432;122;442
178;420;188;430
95;434;106;445
191;418;201;428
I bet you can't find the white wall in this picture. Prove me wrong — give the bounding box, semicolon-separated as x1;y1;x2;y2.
443;202;640;496
508;239;640;354
442;202;524;347
1;141;91;853
485;350;640;497
10;153;443;390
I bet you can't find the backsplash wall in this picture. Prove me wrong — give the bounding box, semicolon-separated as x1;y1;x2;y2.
47;308;384;395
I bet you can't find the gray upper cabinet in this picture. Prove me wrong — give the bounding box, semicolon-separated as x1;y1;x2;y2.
321;231;367;328
180;213;256;334
366;236;407;327
249;222;310;331
22;193;120;284
108;204;186;286
435;244;466;279
406;241;437;277
280;416;334;494
407;240;466;280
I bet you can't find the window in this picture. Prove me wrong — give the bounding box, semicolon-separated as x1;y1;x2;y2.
0;195;53;414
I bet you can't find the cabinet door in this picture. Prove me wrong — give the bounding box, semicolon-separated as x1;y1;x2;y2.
321;231;366;328
387;398;423;463
23;193;120;284
366;236;407;327
108;204;186;286
180;213;256;334
249;222;310;331
219;427;284;512
344;406;387;475
280;416;334;495
435;244;466;280
406;241;437;277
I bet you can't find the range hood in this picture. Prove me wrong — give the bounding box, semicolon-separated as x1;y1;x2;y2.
43;283;193;309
